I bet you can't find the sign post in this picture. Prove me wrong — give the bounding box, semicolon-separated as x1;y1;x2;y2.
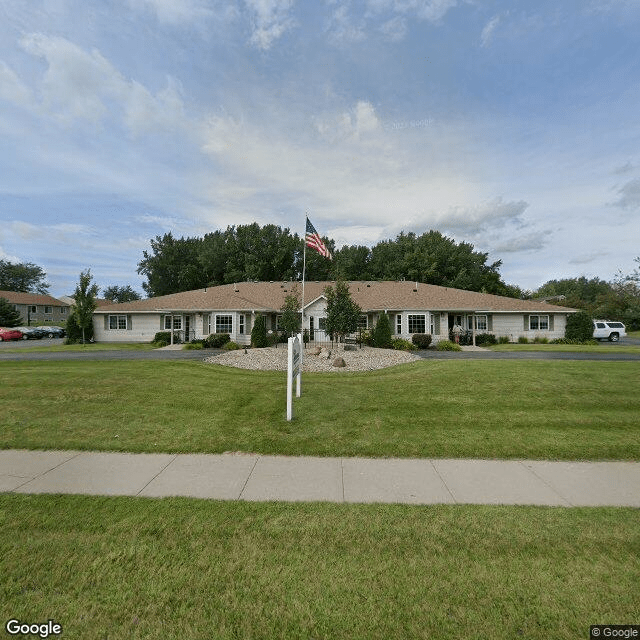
287;333;302;421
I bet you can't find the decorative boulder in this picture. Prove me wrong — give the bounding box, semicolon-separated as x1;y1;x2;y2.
332;357;346;368
310;346;322;356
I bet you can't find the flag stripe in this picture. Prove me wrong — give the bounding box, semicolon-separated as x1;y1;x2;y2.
305;218;332;259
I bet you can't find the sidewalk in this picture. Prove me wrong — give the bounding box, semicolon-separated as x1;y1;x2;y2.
2;450;639;506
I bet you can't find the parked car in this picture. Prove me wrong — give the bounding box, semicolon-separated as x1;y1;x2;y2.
38;326;66;338
593;320;627;342
0;327;24;341
15;326;47;340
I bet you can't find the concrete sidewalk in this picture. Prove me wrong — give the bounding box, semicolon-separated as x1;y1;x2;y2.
1;449;639;506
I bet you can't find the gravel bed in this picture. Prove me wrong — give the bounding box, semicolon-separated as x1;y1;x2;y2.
204;345;419;372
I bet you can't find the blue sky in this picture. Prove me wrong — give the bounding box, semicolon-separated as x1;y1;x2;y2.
1;0;639;296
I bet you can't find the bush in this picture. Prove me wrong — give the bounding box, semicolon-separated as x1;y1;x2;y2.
436;340;461;351
183;342;203;350
152;331;179;346
251;314;268;348
475;333;497;346
65;312;94;344
518;336;529;344
498;336;510;344
222;341;240;350
411;333;432;349
565;310;594;342
203;333;230;348
533;336;549;344
391;338;417;351
372;313;393;348
361;330;375;347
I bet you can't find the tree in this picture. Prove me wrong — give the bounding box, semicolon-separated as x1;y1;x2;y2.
251;314;268;347
371;312;393;348
72;269;99;344
565;311;593;342
0;297;22;327
0;260;50;294
324;280;361;344
103;285;142;303
279;286;301;338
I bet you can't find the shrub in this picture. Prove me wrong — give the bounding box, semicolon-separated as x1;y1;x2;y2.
183;342;203;350
372;313;393;348
565;310;593;342
475;333;497;346
533;336;549;344
518;336;529;344
251;314;268;348
203;333;230;348
66;312;94;344
152;331;179;346
223;341;240;350
391;338;417;351
436;340;461;351
361;330;375;347
498;336;510;344
411;333;432;349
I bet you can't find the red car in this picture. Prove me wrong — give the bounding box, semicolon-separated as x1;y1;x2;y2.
0;328;24;341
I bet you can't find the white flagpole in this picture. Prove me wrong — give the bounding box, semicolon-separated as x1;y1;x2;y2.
301;214;307;341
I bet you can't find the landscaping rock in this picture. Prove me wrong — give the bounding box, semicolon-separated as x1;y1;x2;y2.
332;357;346;368
310;346;322;356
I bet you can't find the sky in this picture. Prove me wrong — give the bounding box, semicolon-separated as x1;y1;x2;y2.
1;0;639;297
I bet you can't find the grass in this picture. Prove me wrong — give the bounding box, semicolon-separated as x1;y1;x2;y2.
1;359;639;460
489;343;640;354
0;342;156;353
1;494;638;640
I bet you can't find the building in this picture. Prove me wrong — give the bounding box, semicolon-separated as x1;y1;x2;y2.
0;290;71;326
92;281;576;344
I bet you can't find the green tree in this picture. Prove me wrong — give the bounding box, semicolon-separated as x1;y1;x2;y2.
72;269;99;344
0;297;22;327
251;314;268;348
372;312;393;348
324;280;361;343
0;260;50;294
535;276;613;312
279;286;301;338
565;311;593;342
103;285;142;303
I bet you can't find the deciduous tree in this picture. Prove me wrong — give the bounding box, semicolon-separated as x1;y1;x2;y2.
0;260;50;294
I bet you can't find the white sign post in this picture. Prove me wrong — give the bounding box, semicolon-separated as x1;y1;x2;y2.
286;333;302;421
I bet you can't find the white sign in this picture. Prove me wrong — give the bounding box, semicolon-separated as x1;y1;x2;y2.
286;333;302;421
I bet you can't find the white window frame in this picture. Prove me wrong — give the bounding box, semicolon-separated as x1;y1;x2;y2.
44;306;53;314
215;314;232;334
529;315;549;331
475;315;488;331
29;305;37;314
408;314;426;334
239;314;245;335
109;315;128;330
396;314;402;335
164;315;182;330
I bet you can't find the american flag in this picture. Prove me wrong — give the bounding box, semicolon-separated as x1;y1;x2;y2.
305;217;332;259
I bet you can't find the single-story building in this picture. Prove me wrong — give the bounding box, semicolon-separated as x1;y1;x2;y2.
92;280;576;345
0;290;71;326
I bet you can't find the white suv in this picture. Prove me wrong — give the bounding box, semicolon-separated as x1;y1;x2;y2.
593;320;626;342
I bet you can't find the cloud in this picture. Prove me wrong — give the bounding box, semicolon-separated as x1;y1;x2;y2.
244;0;297;50
612;177;640;209
491;230;552;253
440;197;529;234
0;61;32;105
19;33;186;135
126;0;220;24
10;221;94;242
480;14;501;47
569;251;610;265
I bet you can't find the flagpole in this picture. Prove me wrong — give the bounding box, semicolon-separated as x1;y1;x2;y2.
301;215;307;347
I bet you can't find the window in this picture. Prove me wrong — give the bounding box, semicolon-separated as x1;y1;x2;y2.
44;306;53;314
396;314;402;334
164;316;182;330
29;305;37;314
408;314;426;334
318;317;326;331
216;315;232;333
239;314;245;334
61;307;68;315
109;315;128;330
529;315;549;331
475;315;488;331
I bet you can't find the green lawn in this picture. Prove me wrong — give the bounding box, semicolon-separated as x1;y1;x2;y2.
1;359;639;460
489;343;640;354
0;341;156;353
1;494;638;640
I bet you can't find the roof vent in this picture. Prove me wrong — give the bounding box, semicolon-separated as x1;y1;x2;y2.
366;284;370;288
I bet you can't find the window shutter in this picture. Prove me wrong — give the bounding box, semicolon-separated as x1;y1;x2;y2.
104;315;108;330
127;315;132;330
524;315;529;330
160;315;164;329
549;315;554;331
488;315;493;331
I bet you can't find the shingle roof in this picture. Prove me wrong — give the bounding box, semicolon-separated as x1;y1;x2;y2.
0;290;69;306
94;281;576;314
